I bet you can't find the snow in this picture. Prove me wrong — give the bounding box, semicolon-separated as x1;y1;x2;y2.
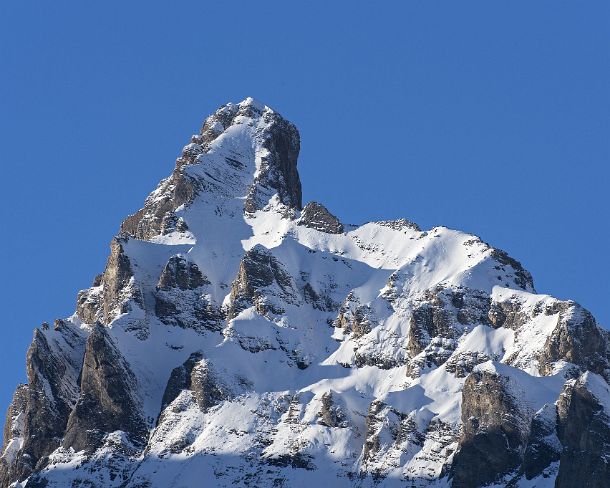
14;98;609;487
474;361;567;412
582;371;610;415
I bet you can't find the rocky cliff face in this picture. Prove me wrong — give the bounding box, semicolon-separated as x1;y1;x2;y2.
2;98;608;488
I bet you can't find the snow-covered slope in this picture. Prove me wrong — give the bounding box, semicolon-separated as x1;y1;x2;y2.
2;98;609;488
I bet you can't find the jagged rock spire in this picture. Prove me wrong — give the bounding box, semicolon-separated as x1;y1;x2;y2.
120;98;302;240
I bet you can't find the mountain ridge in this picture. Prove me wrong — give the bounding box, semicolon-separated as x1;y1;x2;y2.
1;98;608;488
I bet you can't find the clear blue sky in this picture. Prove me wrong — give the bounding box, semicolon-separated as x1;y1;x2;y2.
1;2;608;415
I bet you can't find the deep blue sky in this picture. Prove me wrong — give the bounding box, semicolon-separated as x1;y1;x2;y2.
1;2;608;415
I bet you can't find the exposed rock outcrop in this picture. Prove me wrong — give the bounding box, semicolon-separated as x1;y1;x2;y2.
243;104;302;213
297;202;343;234
489;248;534;291
335;293;373;340
405;288;489;377
77;238;140;325
555;373;610;487
160;352;228;416
0;325;86;485
154;255;223;331
539;303;609;377
316;391;346;428
0;385;28;487
63;324;146;453
522;403;561;480
451;369;530;487
227;245;298;319
120;171;198;240
157;255;209;291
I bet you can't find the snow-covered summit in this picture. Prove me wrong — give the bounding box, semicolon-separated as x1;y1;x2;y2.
1;100;609;488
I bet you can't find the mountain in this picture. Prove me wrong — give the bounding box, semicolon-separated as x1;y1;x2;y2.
1;98;609;488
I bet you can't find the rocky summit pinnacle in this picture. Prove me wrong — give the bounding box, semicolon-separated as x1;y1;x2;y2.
120;97;301;240
2;99;609;488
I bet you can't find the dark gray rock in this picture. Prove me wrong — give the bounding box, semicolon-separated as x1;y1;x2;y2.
78;238;143;325
121;100;302;242
451;370;529;488
489;248;534;291
297;202;343;234
360;400;429;479
120;170;198;240
555;374;610;488
156;255;209;291
244;108;302;213
63;324;146;453
190;360;227;413
228;245;296;319
0;325;86;487
487;298;529;330
317;392;346;428
522;404;561;480
159;353;227;417
0;384;29;487
445;351;491;378
361;400;386;470
302;282;337;312
76;287;103;325
1;385;28;453
407;303;452;358
76;272;106;326
337;304;372;340
155;292;224;332
404;289;463;374
374;218;421;232
539;303;609;377
153;255;223;331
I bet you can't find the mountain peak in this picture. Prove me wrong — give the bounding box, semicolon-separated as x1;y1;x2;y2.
120;99;301;240
3;102;609;488
238;96;270;112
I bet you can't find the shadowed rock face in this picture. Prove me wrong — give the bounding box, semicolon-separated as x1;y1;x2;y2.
489;248;534;291
153;255;224;331
63;325;146;453
157;255;209;291
77;238;139;325
297;202;343;234
539;305;609;377
119;170;197;240
0;385;29;486
555;374;610;488
101;239;139;323
316;392;346;428
407;303;452;358
244;109;302;213
522;404;561;480
335;293;373;341
403;287;490;377
0;325;86;486
451;370;529;488
228;246;296;319
1;385;28;457
160;353;228;417
487;298;529;330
